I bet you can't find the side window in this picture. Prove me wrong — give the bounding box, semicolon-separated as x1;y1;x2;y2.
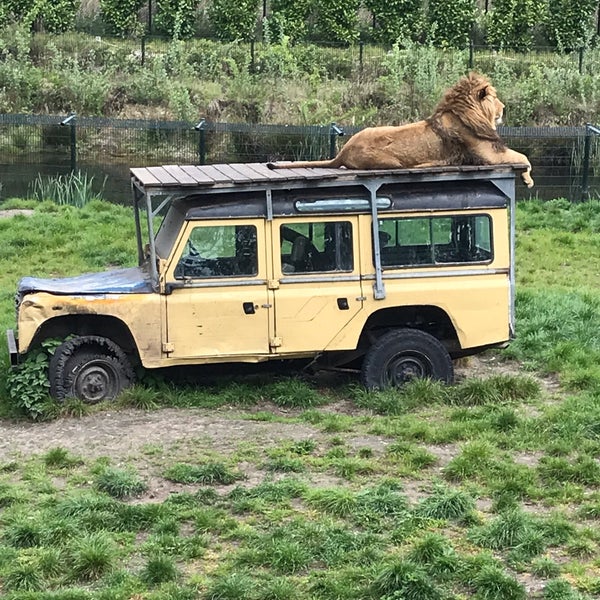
280;221;353;274
174;224;258;279
378;215;492;268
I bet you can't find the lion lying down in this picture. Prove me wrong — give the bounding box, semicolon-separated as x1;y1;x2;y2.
269;72;534;188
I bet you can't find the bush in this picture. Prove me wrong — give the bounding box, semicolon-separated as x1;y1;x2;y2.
207;0;260;42
100;0;144;36
154;0;197;39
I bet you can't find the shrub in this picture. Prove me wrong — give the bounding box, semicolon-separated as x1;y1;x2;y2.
154;0;197;39
100;0;144;36
427;0;476;49
208;0;260;42
365;0;424;45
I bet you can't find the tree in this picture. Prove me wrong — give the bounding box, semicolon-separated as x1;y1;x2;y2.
427;0;476;49
100;0;144;36
485;0;546;51
5;0;79;33
365;0;425;46
265;0;310;43
208;0;260;42
307;0;360;44
544;0;596;50
154;0;197;39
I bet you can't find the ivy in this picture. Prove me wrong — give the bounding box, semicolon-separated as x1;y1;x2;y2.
485;0;546;51
100;0;144;36
427;0;476;49
364;0;425;46
207;0;260;42
544;0;596;51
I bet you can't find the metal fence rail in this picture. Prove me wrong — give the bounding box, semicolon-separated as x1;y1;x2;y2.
1;113;599;203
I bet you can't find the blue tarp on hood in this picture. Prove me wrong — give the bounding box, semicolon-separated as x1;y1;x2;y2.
18;266;153;296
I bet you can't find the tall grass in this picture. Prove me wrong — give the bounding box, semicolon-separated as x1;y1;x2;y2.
29;171;106;207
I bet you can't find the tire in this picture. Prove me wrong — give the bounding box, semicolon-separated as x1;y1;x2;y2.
49;336;134;403
361;328;453;391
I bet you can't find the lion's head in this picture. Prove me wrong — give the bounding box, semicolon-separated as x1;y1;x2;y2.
431;73;505;142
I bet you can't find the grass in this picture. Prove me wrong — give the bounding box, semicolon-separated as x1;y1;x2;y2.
0;198;600;597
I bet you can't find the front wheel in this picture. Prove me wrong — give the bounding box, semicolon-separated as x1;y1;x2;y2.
49;336;135;403
361;329;453;391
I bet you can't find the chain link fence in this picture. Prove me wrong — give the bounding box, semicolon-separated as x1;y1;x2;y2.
1;114;599;203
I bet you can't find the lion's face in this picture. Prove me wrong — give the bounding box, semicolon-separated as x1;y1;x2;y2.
480;85;504;129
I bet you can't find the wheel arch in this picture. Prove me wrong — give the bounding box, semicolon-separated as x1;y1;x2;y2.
29;314;140;363
359;305;460;354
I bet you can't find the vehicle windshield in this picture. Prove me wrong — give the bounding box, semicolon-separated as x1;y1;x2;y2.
154;201;186;259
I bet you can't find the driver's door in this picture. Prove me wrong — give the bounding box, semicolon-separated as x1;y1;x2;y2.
163;219;270;359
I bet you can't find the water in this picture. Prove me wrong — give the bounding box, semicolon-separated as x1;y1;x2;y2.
0;159;132;205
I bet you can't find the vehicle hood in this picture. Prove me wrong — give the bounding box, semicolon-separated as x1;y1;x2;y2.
18;266;154;296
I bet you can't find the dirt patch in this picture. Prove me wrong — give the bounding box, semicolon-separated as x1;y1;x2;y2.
0;209;34;219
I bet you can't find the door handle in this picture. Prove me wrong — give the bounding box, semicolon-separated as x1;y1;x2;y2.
337;297;349;310
243;302;256;314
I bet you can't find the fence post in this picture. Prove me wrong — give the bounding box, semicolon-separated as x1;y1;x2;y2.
469;38;474;70
580;123;600;202
359;41;364;70
60;113;77;173
578;47;584;74
195;119;207;165
329;122;344;159
141;36;146;66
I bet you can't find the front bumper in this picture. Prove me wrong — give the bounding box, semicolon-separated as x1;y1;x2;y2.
6;329;19;367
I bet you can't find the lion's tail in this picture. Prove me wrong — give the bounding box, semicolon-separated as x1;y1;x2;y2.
267;157;340;170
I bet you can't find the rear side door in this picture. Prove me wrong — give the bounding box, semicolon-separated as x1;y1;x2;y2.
271;217;364;353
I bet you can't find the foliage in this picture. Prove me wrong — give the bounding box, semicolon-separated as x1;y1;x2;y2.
207;0;260;42
29;171;106;207
544;0;597;51
485;0;545;51
100;0;144;36
154;0;197;39
4;0;79;33
307;0;360;44
265;0;310;43
6;339;61;420
365;0;424;45
427;0;476;49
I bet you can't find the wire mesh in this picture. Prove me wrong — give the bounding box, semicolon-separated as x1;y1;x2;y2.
1;114;599;203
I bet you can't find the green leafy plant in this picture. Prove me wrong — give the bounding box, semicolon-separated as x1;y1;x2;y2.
208;0;260;42
100;0;144;36
427;0;476;49
6;339;61;420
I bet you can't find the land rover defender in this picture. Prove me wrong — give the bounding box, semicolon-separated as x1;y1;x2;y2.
7;162;520;402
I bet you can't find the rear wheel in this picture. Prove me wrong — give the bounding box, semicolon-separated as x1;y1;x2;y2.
49;336;134;403
361;328;453;391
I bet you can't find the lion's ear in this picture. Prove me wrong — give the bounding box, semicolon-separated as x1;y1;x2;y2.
478;87;488;100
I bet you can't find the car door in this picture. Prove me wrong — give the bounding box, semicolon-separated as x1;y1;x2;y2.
163;219;271;359
272;217;364;353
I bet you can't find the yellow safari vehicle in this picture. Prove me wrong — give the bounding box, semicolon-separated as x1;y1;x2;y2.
7;162;521;402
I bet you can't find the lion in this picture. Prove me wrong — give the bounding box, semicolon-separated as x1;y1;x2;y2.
269;72;534;188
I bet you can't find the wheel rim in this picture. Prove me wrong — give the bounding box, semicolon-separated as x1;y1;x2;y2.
72;360;120;403
383;351;433;386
